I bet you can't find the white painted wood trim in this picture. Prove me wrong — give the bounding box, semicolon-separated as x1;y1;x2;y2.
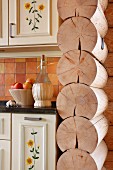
0;0;8;45
0;148;3;170
0;50;62;58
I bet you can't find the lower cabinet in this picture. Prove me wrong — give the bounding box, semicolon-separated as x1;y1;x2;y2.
0;140;10;170
12;114;57;170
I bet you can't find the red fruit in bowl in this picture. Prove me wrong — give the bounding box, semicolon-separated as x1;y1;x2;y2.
11;82;23;89
11;82;17;89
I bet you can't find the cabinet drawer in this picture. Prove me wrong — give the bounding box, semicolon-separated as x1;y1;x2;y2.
0;140;10;170
0;114;11;140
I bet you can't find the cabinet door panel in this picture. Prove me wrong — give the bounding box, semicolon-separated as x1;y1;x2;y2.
12;114;56;170
0;141;10;170
0;114;11;140
0;0;8;45
9;0;59;45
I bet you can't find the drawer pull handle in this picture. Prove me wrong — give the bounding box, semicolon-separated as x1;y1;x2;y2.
0;149;3;169
10;23;15;38
24;117;42;121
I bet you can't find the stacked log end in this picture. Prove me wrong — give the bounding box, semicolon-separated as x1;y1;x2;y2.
56;0;109;170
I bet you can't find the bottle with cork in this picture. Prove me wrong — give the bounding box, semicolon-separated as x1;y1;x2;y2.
32;55;54;107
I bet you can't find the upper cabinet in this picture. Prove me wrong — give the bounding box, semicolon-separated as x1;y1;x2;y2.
0;0;8;46
9;0;59;46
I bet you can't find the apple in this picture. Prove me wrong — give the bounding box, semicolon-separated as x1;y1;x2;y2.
11;82;23;89
26;78;35;85
11;82;17;89
23;82;32;89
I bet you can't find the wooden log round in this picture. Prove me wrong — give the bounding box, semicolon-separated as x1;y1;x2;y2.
91;140;108;170
99;0;108;11
57;0;108;37
57;17;108;63
57;117;77;152
57;50;108;88
57;149;97;170
57;83;108;119
57;115;108;153
57;141;107;170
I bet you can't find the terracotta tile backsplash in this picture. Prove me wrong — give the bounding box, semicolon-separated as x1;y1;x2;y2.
0;57;60;101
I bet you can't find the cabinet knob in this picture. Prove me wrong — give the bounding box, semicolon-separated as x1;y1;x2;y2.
24;117;43;121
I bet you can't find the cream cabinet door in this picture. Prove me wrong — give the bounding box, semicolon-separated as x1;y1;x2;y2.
12;114;57;170
0;0;8;46
9;0;59;45
0;141;10;170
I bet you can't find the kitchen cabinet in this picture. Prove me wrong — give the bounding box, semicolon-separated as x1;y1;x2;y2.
8;0;59;46
12;113;57;170
0;0;8;46
0;113;11;170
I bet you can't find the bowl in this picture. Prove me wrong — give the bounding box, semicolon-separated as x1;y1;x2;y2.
9;89;34;106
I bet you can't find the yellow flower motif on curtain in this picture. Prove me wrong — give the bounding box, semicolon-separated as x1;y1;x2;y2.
24;2;31;10
26;157;33;165
38;4;45;11
27;139;34;147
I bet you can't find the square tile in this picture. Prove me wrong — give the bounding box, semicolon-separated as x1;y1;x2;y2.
15;74;26;83
26;62;37;73
5;74;15;85
0;59;5;63
47;62;57;74
5;63;15;73
16;62;26;73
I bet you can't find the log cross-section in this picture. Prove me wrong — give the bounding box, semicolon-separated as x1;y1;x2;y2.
57;141;108;170
57;115;108;153
57;50;108;87
57;0;108;37
57;83;108;120
57;17;108;63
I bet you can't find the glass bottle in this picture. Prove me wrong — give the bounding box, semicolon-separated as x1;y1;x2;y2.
32;55;54;107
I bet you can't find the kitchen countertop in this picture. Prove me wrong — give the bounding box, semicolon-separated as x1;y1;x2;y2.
0;101;57;114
